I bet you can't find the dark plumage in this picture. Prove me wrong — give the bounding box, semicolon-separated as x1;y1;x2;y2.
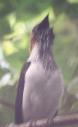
15;62;31;124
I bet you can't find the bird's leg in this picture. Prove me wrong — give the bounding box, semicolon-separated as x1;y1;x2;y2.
28;119;37;127
47;117;54;127
28;120;33;127
47;111;58;127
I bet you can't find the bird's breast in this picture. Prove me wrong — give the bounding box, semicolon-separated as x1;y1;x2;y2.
22;62;64;122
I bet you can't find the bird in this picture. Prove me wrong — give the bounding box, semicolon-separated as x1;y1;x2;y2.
15;15;64;125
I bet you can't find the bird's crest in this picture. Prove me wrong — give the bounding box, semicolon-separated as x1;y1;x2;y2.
37;15;49;30
32;15;49;33
31;15;54;51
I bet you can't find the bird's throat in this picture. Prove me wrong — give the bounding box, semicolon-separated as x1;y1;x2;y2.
28;44;56;71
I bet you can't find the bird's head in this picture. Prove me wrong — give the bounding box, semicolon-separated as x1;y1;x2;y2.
30;15;55;52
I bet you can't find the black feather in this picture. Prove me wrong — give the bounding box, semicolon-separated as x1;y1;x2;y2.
15;62;31;124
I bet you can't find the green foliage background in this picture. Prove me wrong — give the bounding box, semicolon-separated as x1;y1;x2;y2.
0;0;78;125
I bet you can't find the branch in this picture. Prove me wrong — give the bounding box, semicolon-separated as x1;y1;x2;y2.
4;113;78;127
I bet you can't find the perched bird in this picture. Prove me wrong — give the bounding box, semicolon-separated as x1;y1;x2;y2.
15;15;64;124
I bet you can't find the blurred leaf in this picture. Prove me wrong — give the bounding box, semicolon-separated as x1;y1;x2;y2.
2;40;17;55
0;0;16;18
68;77;78;97
0;85;16;104
68;0;78;3
0;68;9;78
5;49;28;70
0;85;16;125
0;18;12;39
0;106;14;125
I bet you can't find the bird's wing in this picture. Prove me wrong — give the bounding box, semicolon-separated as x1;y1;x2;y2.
15;61;31;124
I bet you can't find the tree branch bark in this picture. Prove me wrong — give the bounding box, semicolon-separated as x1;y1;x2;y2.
3;113;78;127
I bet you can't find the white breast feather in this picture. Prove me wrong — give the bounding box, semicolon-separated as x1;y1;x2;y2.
22;61;64;122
